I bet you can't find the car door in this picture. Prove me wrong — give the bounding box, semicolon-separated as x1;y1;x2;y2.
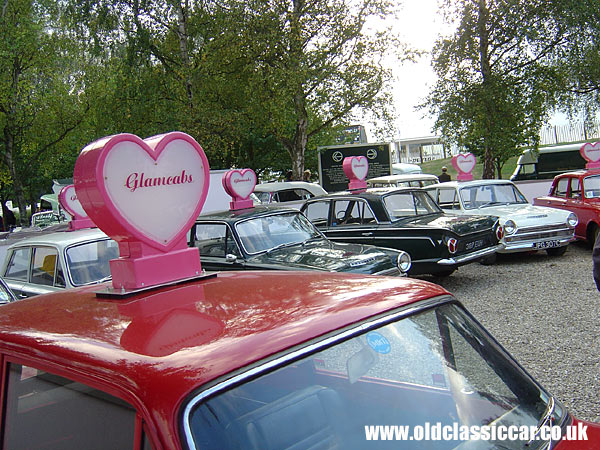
325;198;377;246
191;222;245;271
3;246;65;298
538;177;569;211
564;176;591;238
3;247;30;299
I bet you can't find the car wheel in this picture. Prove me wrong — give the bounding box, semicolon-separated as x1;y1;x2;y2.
480;253;497;265
590;224;600;247
546;246;568;257
433;269;455;277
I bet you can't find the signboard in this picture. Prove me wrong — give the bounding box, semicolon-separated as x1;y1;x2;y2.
318;143;391;192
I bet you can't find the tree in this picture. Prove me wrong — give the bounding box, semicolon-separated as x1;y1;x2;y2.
424;0;568;178
0;0;88;225
224;0;404;179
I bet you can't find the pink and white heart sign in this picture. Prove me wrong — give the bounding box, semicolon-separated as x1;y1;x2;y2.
452;153;477;181
343;156;368;193
74;131;210;290
58;184;95;230
580;142;600;169
222;169;257;210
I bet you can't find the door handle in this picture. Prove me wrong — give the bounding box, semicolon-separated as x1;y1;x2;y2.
361;232;374;237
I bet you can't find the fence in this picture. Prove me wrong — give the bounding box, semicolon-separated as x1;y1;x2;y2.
540;120;600;145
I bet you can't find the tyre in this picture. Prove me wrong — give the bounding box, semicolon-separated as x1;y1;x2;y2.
480;253;497;265
433;269;456;277
546;245;568;257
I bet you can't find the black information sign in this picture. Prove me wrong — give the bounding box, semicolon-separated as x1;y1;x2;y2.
318;143;391;192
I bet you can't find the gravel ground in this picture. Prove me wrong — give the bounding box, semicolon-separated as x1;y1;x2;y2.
415;241;600;423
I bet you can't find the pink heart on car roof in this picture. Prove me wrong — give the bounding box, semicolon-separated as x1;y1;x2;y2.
74;132;210;252
223;169;257;200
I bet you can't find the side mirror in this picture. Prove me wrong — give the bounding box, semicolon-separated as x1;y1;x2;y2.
225;254;238;263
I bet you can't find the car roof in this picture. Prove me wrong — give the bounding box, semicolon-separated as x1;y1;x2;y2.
0;271;449;418
197;205;301;222
367;174;439;183
555;169;600;178
425;179;517;189
312;186;420;200
6;227;109;249
254;181;327;195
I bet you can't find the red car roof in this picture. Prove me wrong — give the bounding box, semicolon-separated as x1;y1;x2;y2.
0;271;449;447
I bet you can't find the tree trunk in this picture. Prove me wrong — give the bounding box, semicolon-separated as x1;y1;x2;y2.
3;129;28;226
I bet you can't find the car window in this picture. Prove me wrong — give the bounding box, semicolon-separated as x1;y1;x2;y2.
383;191;441;219
569;178;581;199
187;303;559;450
434;188;461;210
459;184;527;209
4;248;31;281
253;191;271;203
3;363;137;449
66;239;119;286
332;200;375;226
235;212;320;254
274;189;312;202
0;281;13;303
31;247;59;287
583;175;600;198
554;178;568;197
194;223;240;257
303;201;330;227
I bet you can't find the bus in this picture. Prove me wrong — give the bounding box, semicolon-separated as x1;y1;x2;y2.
510;143;587;182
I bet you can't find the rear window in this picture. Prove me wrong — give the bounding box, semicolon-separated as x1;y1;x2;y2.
66;239;119;286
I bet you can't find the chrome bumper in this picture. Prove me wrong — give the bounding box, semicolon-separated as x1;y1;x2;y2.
499;236;575;253
375;267;406;277
437;244;503;266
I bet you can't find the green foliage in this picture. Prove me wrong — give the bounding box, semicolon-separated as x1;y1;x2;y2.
424;0;568;179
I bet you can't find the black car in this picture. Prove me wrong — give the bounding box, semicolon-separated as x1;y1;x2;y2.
189;206;411;276
300;188;503;276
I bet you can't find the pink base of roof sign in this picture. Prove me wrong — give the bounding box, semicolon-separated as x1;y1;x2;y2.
452;153;476;181
343;156;368;193
74;131;210;291
580;142;600;169
222;168;257;210
58;184;95;231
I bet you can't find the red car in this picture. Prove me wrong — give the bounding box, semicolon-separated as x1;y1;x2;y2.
0;271;597;449
534;169;600;243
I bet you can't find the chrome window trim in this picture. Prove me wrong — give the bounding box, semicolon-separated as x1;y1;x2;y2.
181;295;454;449
64;237;114;287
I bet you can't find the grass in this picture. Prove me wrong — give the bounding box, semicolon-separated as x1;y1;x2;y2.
419;155;519;180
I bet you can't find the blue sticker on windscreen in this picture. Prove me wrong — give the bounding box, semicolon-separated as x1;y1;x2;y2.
366;332;391;354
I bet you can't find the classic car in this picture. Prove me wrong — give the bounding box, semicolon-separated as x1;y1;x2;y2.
367;173;440;188
300;188;503;276
424;180;578;256
1;228;119;298
190;206;411;276
533;169;600;243
0;271;597;449
253;181;327;205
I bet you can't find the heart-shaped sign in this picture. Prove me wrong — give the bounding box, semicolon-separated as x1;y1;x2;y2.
453;153;476;174
580;142;600;168
343;156;369;181
223;169;257;200
59;184;88;220
74;132;210;253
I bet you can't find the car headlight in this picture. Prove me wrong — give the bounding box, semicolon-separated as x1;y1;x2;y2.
503;220;516;235
567;213;578;228
396;251;412;274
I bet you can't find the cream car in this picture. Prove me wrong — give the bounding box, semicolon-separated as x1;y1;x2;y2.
424;180;577;256
1;228;118;298
367;173;439;188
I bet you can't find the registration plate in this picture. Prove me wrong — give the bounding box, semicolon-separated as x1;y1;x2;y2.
465;239;484;251
533;240;561;249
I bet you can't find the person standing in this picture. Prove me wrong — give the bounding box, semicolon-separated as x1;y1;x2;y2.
439;166;451;182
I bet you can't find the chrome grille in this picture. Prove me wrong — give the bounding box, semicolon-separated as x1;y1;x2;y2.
504;225;573;243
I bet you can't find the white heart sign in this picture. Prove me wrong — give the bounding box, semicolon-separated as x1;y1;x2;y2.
74;132;210;252
59;184;88;219
581;142;600;163
453;153;476;174
223;169;257;200
343;156;369;181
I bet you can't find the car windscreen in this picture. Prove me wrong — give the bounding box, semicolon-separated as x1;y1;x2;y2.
383;191;441;220
66;239;119;286
583;175;600;198
235;212;321;254
459;184;528;209
185;302;563;450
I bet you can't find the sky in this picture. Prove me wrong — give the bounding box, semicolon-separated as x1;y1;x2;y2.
370;0;572;142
